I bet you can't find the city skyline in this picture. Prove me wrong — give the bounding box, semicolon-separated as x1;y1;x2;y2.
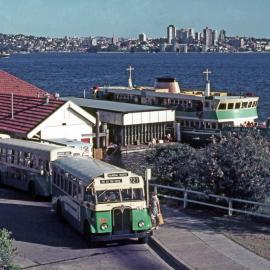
0;0;270;38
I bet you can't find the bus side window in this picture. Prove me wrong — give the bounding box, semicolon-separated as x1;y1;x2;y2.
73;184;77;197
60;176;64;190
64;178;68;192
68;181;72;195
57;174;60;187
53;171;56;184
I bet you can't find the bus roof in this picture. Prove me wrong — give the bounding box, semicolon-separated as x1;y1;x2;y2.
0;138;76;159
53;157;128;184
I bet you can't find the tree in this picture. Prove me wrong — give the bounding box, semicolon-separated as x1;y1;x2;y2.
149;131;270;202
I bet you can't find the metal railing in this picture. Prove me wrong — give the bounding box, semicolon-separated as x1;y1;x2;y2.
150;183;270;219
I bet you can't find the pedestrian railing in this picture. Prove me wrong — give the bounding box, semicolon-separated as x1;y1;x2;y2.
150;183;270;219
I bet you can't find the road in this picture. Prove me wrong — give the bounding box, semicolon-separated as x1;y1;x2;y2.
0;187;171;270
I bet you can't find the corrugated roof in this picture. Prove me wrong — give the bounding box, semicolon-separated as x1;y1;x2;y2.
61;97;169;113
0;94;65;136
0;70;52;98
53;157;127;184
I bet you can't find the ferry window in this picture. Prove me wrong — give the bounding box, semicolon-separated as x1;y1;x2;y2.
195;122;199;128
252;101;256;107
96;190;120;203
206;122;211;129
212;123;216;129
190;122;194;127
185;121;189;127
248;102;252;108
235;103;241;109
181;121;184;126
218;123;223;129
218;103;226;110
228;103;234;109
205;102;209;108
242;102;248;108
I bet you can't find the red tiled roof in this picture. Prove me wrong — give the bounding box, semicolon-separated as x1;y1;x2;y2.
0;70;52;98
0;94;65;136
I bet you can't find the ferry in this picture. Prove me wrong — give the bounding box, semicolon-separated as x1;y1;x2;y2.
92;67;259;143
0;51;10;58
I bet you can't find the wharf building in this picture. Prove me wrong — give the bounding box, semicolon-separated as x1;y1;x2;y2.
61;97;175;147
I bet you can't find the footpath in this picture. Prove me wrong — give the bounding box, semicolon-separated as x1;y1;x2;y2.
150;206;270;270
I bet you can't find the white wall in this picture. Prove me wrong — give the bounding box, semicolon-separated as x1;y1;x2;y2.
39;106;93;142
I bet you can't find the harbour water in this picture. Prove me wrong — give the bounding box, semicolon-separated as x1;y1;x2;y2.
0;52;270;120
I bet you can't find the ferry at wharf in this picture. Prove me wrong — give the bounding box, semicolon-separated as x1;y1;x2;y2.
92;67;259;143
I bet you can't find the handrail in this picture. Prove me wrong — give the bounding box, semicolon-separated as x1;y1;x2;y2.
150;183;270;219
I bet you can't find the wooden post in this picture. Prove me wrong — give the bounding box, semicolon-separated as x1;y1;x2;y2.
145;168;151;208
183;191;188;208
228;199;233;216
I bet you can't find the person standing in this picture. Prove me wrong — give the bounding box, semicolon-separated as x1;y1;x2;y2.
150;191;161;229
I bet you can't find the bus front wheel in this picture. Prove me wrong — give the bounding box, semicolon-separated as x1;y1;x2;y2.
83;222;94;248
138;235;149;244
56;201;64;222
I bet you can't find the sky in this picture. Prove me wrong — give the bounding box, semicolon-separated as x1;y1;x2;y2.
0;0;269;38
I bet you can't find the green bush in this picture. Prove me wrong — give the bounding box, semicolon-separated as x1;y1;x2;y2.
0;229;20;270
149;131;270;202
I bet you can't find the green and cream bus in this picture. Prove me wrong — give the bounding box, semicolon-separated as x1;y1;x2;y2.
52;157;152;245
0;138;80;197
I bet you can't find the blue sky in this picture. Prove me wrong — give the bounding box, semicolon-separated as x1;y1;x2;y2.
0;0;269;38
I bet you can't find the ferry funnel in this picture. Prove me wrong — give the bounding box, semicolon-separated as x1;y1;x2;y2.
154;77;180;93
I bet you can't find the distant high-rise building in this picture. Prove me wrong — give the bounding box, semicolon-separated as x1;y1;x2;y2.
167;25;176;44
219;29;226;43
112;35;118;45
203;27;213;49
195;32;202;42
139;33;147;42
212;30;218;46
187;28;195;40
90;38;97;46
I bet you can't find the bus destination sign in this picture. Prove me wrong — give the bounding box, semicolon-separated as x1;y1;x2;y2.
107;173;128;178
100;179;122;184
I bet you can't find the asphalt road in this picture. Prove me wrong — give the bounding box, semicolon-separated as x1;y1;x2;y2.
0;187;171;270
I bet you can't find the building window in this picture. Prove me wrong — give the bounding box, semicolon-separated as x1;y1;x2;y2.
205;102;209;108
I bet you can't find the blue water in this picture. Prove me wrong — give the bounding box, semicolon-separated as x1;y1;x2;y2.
0;52;270;120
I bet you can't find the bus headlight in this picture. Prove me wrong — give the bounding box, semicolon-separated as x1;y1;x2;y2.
138;221;145;228
100;223;108;230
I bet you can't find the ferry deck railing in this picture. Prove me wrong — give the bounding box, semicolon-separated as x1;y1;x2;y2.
150;183;270;219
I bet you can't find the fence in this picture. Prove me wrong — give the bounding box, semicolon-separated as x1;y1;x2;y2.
150;183;270;219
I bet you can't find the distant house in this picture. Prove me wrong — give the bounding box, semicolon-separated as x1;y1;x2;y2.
0;71;96;145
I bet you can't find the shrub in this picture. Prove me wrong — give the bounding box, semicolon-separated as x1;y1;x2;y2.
149;131;270;202
0;229;19;270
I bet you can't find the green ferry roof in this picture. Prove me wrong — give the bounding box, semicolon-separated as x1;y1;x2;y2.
53;157;128;184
